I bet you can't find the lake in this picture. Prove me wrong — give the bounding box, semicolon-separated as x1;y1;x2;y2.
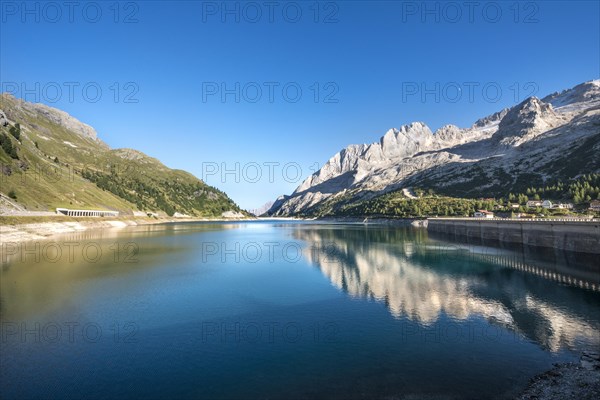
1;221;599;399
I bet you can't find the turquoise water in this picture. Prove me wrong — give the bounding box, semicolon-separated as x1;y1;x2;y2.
1;221;599;399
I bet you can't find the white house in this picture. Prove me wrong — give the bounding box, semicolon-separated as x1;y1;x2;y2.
474;210;494;218
589;200;600;211
552;203;573;209
541;200;553;209
526;200;542;208
515;213;535;219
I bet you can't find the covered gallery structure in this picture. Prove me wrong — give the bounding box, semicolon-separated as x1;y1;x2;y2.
56;208;119;217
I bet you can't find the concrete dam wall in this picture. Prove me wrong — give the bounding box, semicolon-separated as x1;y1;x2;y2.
427;218;600;255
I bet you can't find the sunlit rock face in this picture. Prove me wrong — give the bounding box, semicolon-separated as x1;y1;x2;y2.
493;97;563;146
269;80;600;216
295;228;600;352
2;93;103;143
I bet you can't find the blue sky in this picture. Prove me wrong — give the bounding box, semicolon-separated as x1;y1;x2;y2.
1;1;599;210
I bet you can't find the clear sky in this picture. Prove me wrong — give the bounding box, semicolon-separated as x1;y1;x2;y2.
1;1;599;210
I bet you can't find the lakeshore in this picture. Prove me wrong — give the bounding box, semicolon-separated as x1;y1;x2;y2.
2;215;599;246
0;215;254;245
517;352;600;400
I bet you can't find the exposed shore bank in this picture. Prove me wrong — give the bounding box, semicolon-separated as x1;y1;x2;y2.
0;216;254;245
517;352;600;400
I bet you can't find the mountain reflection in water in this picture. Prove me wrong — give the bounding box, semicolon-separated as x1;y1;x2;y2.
294;226;600;353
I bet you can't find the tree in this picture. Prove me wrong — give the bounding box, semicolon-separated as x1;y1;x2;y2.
9;124;21;141
8;190;17;200
0;133;18;159
517;194;529;204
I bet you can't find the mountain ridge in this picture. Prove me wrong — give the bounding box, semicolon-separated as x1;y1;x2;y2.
0;94;244;217
268;80;600;217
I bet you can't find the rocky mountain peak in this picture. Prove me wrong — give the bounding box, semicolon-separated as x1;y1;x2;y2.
434;124;463;142
542;80;600;108
495;96;559;144
380;122;433;157
267;80;598;217
509;96;553;117
473;108;509;128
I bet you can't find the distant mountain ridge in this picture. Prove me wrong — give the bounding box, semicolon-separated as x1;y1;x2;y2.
0;94;243;217
268;80;600;217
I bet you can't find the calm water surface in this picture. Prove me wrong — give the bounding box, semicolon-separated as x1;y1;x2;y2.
1;221;599;399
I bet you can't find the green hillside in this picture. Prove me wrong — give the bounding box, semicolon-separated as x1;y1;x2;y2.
0;94;243;217
286;174;600;219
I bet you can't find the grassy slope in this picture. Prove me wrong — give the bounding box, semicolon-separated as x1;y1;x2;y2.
0;94;242;217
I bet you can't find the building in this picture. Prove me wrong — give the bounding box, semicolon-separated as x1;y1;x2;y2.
515;213;535;219
56;208;119;217
133;211;159;217
589;200;600;211
527;200;573;210
474;210;494;218
552;203;573;209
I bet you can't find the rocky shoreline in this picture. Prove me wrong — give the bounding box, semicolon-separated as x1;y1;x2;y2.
517;352;600;400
